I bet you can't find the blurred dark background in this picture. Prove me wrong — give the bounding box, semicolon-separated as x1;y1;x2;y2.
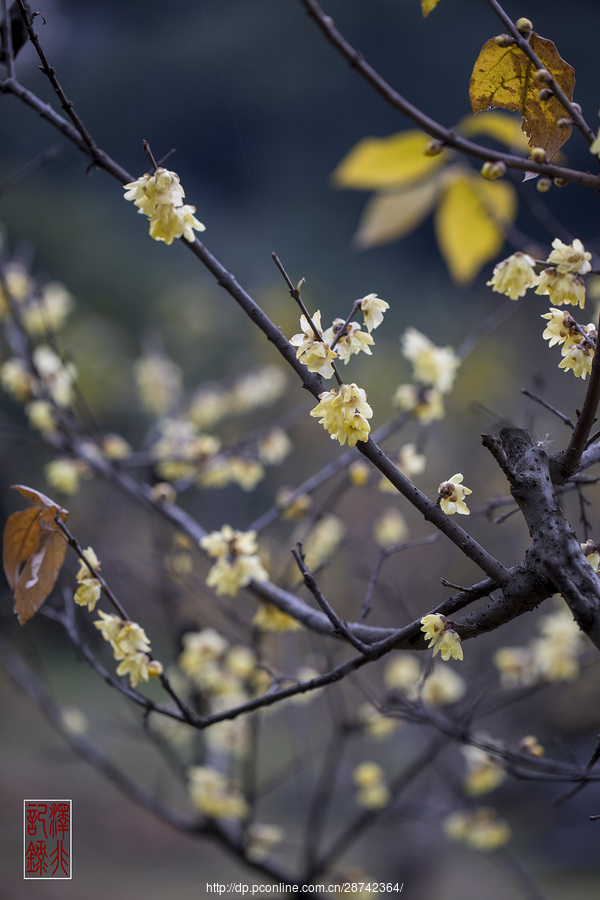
2;0;600;897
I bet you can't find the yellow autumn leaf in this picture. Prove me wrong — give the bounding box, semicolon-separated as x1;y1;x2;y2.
354;175;441;248
422;0;443;15
458;111;530;152
469;34;574;158
333;131;445;190
434;171;517;284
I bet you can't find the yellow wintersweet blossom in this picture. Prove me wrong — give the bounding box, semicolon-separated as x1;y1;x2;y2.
392;384;445;423
535;269;586;308
33;345;76;407
310;383;373;447
420;613;463;661
357;702;399;740
541;308;579;347
444;807;511;850
401;327;459;394
73;546;102;612
438;473;472;515
187;765;247;820
200;525;268;596
353;762;390;810
289;311;339;378
123;167;205;245
421;665;466;706
359;293;389;332
322;319;374;363
1;357;34;402
245;823;283;862
373;508;409;549
486;252;538;300
93;612;162;688
462;744;506;796
559;340;595;380
253;603;302;632
581;539;600;573
546;238;592;275
493;646;536;689
45;458;89;495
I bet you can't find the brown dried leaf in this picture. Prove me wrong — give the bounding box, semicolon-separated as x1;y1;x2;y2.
469;34;575;158
3;484;69;624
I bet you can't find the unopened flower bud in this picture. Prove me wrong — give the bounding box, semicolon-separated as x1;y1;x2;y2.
536;178;552;193
530;147;546;163
481;160;507;181
534;68;552;83
538;88;554;102
554;177;567;187
147;660;164;678
515;17;533;35
571;102;582;115
557;118;572;129
423;139;444;157
494;33;515;47
150;482;177;504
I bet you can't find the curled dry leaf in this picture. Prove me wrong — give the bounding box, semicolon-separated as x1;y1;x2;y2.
2;484;69;624
470;34;575;159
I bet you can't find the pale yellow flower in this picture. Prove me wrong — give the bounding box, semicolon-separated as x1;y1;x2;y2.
93;610;123;643
359;293;389;332
353;762;390;809
486;252;538;300
420;614;447;647
245;823;283;862
401;327;459;393
438;473;472;515
349;460;370;486
257;428;293;465
289;311;339;378
558;341;594;379
373;508;409;549
421;665;466;706
420;614;463;661
541;308;579;347
124;168;205;245
26;400;56;435
310;382;373;447
32;345;76;407
299;514;346;575
581;540;600;573
253;603;302;632
392;384;445;423
45;458;89;495
187;765;247;820
357;703;399;740
590;126;600;159
444;808;511;850
546;238;591;275
134;352;182;416
322;319;374;363
462;744;506;796
535;269;586;308
111;621;151;659
1;358;34;402
116;651;152;687
178;629;229;680
493;646;536;689
384;654;421;695
433;629;464;661
520;735;545;757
